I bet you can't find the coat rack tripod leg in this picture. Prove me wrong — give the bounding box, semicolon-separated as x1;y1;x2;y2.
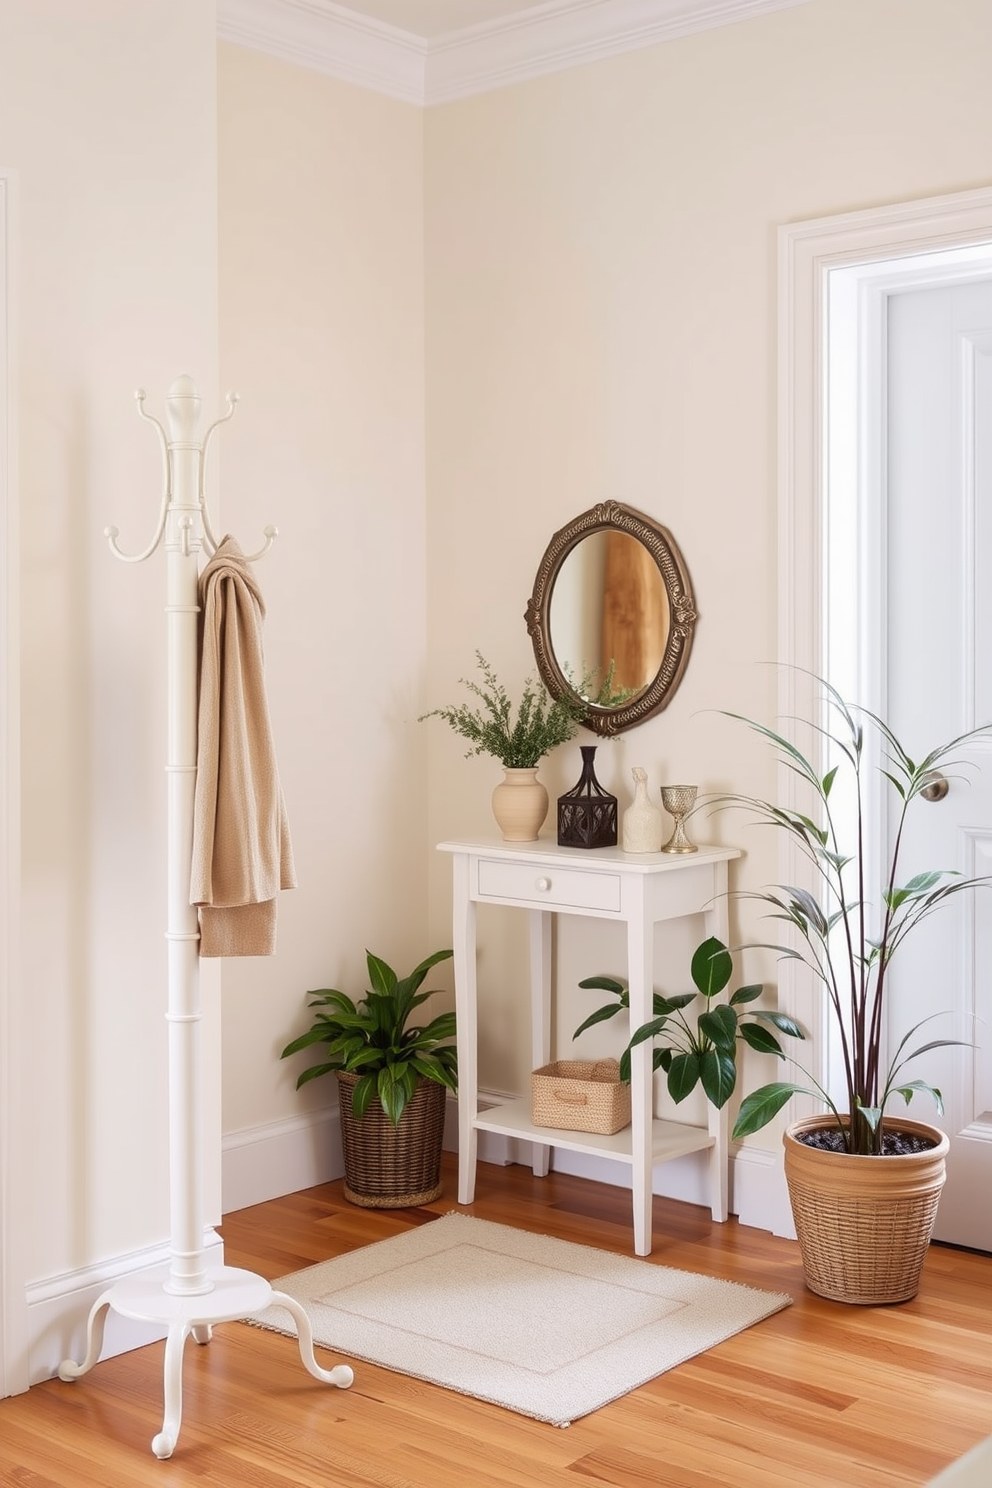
57;377;353;1458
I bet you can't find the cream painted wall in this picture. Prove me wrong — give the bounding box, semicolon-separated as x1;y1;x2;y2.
423;0;992;1113
4;0;991;1386
0;0;218;1355
216;47;430;1140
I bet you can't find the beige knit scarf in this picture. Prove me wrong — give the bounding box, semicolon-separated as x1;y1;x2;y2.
190;535;296;957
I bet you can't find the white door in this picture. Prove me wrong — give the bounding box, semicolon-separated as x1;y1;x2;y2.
882;278;992;1250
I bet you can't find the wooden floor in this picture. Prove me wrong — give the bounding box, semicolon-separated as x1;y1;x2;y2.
2;1155;991;1487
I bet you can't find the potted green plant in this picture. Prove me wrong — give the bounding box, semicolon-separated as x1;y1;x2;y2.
574;935;804;1113
420;652;589;841
280;948;456;1209
714;682;988;1303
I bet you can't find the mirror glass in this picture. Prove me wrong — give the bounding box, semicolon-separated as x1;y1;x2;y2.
525;502;696;736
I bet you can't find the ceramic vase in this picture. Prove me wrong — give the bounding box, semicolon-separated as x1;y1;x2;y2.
621;767;664;853
491;766;549;842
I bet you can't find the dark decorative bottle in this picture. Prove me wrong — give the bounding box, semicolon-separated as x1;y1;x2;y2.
557;745;618;849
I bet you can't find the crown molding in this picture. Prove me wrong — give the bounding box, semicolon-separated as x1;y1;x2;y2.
425;0;811;103
217;0;813;105
217;0;428;105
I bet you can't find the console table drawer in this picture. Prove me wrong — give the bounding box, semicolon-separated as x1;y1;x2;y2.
476;859;622;913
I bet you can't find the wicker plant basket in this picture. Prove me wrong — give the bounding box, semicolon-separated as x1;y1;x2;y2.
531;1058;631;1135
336;1070;447;1208
783;1113;949;1305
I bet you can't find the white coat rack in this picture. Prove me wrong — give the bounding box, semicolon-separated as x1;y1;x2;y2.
58;376;352;1459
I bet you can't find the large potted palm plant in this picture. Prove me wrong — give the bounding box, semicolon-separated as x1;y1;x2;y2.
281;948;456;1208
722;682;987;1303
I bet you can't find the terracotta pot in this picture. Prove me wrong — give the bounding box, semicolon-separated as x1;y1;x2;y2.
783;1113;949;1305
491;766;549;842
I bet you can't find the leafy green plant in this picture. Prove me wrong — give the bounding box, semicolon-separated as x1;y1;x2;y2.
574;935;804;1113
419;652;588;768
280;948;457;1126
720;682;988;1155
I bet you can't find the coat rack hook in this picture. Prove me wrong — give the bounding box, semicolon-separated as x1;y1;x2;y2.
199;392;277;563
104;388;172;562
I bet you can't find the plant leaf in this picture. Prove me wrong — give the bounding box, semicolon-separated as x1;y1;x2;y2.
351;1072;377;1118
628;1016;672;1049
691;937;733;997
699;1050;737;1108
738;1022;785;1056
577;975;626;995
732;1082;807;1138
729;983;764;1007
893;1079;944;1116
366;952;396;998
751;1010;806;1040
573;1003;627;1039
294;1061;339;1088
699;1004;738;1052
667;1051;702;1103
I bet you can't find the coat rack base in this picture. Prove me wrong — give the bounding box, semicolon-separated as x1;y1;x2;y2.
58;1263;353;1459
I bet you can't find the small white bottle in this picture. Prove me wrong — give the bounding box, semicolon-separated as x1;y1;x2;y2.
621;767;663;853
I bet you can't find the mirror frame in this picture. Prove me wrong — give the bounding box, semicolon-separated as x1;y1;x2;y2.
524;500;697;737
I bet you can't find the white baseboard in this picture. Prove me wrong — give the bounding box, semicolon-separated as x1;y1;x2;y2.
732;1142;797;1238
222;1107;345;1213
221;1092;516;1216
495;1129;791;1230
219;1091;791;1235
24;1228;224;1386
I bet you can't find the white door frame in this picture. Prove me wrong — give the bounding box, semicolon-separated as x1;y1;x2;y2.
777;185;992;1114
0;166;26;1398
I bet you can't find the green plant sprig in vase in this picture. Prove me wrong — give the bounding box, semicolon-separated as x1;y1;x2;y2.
419;651;587;768
420;652;594;841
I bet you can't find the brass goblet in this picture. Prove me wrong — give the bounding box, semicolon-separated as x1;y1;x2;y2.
660;784;698;854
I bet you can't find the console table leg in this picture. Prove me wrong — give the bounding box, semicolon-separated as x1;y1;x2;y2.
708;1102;729;1222
453;856;479;1205
530;907;552;1180
705;863;731;1222
627;905;654;1257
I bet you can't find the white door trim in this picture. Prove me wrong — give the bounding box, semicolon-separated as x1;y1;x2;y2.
0;165;26;1398
777;185;992;1117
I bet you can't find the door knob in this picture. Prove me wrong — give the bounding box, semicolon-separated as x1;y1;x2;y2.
920;772;949;802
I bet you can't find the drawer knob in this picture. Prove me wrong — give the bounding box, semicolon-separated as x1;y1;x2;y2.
535;876;552;892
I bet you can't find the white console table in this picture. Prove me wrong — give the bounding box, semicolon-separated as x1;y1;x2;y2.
437;838;741;1256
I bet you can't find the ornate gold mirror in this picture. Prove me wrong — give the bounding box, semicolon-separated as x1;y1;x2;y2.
524;501;697;736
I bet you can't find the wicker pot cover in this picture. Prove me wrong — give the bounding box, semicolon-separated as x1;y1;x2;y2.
783;1114;949;1305
336;1070;447;1209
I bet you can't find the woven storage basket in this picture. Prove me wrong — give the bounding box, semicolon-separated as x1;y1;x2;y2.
336;1070;446;1208
531;1058;631;1135
783;1114;949;1305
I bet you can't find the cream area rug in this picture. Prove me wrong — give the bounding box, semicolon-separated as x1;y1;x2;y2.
247;1213;791;1427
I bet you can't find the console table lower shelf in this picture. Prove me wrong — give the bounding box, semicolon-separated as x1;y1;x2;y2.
472;1097;715;1168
